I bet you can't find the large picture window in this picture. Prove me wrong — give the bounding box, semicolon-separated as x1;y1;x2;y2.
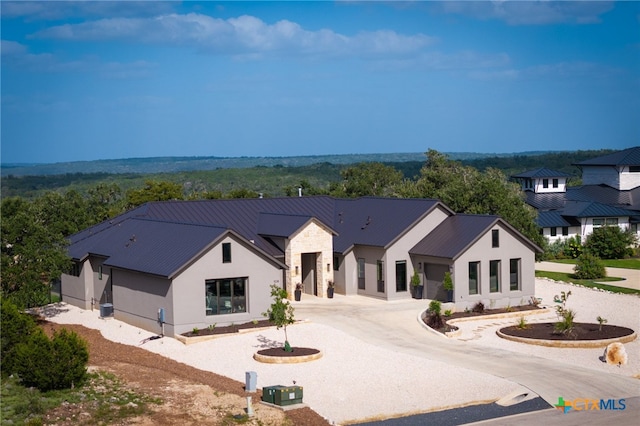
395;261;407;292
468;262;479;295
510;259;520;291
205;278;246;316
490;260;501;293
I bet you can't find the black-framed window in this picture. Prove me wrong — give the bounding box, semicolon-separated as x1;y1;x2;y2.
222;242;231;263
357;258;365;290
98;265;103;280
562;226;569;236
509;259;520;291
469;262;479;295
395;261;407;292
550;227;557;237
205;277;246;316
69;262;81;277
490;260;501;292
552;178;559;188
377;260;384;293
333;254;341;271
492;229;499;248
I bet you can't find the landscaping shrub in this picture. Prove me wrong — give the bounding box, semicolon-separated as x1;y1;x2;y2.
472;301;485;313
0;297;38;376
573;253;606;279
426;300;444;329
584;226;636;259
14;328;88;391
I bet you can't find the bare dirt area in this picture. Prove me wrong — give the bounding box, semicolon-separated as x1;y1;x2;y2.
42;321;330;426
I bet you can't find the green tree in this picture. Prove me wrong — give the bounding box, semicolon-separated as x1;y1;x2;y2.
397;150;544;248
1;197;71;308
574;253;606;279
126;180;183;208
262;285;296;352
0;297;38;376
13;328;88;391
330;162;403;197
584;226;637;259
87;182;124;221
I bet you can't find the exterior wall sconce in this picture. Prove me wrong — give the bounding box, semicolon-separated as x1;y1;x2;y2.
295;266;299;275
327;263;331;272
418;262;422;272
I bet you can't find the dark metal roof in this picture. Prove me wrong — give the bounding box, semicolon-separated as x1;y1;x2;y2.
409;214;541;259
68;196;451;275
257;212;333;238
69;217;228;278
332;197;447;253
560;201;636;218
512;168;572;178
574;147;640;167
524;192;567;210
537;211;579;228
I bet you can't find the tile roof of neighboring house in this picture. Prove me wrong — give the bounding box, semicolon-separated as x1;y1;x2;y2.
512;168;572;178
574;146;640;167
68;196;451;274
409;215;541;260
68;217;230;278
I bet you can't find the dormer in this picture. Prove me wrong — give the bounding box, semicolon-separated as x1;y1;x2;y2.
512;168;570;194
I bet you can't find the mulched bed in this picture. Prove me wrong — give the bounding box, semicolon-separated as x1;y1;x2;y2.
182;319;275;337
446;304;543;320
500;323;635;341
256;347;320;357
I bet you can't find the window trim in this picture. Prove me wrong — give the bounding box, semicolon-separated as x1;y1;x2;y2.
492;229;499;248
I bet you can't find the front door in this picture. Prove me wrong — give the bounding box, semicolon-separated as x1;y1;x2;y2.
301;253;318;296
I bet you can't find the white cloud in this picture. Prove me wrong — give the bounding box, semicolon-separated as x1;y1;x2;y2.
30;13;437;59
435;0;614;25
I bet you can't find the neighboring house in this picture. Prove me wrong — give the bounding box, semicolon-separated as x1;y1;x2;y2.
61;196;542;337
512;147;640;244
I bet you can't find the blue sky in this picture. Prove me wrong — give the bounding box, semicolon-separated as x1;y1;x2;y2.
2;1;639;164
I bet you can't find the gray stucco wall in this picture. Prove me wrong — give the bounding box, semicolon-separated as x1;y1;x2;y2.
452;223;536;311
170;234;283;336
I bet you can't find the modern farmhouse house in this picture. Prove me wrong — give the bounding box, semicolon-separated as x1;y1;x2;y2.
61;196;542;337
512;147;640;243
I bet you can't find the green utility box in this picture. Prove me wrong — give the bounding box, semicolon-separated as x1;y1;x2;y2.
262;385;303;406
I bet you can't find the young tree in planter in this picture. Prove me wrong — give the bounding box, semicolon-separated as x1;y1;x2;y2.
263;285;296;352
443;271;453;302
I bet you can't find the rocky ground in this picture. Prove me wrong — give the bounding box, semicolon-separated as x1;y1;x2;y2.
42;321;330;426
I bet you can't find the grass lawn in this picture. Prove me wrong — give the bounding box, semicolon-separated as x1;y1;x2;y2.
535;270;640;295
550;258;640;270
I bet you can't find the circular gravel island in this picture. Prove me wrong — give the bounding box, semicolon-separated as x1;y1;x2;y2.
254;347;322;364
497;323;636;348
